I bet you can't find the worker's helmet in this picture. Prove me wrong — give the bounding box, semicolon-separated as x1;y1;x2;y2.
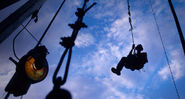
135;44;143;51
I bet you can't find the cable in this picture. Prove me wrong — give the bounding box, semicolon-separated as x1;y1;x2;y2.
21;24;39;42
149;0;180;99
13;18;32;60
35;0;66;47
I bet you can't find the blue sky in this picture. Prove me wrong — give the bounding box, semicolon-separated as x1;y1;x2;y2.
0;0;185;99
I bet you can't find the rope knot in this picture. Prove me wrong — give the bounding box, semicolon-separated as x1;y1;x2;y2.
60;37;75;48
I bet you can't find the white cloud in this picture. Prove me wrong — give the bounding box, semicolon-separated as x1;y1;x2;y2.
107;15;130;41
0;68;15;89
1;0;185;99
75;33;95;48
158;49;185;80
64;73;146;99
92;0;125;20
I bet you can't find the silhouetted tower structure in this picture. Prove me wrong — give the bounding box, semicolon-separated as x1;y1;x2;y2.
0;0;46;43
0;0;20;10
168;0;185;54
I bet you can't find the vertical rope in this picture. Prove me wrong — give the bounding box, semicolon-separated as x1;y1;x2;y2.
127;0;135;44
149;0;180;99
20;95;23;99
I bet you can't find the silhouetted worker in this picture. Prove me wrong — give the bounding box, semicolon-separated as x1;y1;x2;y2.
111;44;148;75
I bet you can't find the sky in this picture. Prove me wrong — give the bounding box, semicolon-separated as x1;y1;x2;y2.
0;0;185;99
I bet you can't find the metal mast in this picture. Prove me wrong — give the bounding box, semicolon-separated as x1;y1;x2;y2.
168;0;185;54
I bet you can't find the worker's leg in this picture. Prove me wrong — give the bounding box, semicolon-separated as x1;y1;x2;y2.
111;57;126;75
116;57;126;71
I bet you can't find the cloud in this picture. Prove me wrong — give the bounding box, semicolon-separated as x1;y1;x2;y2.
158;49;185;80
107;15;130;42
0;68;15;89
64;72;146;99
100;77;145;99
1;0;185;99
92;0;125;20
75;33;95;48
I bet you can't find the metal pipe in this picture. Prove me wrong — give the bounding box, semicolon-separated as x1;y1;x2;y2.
168;0;185;55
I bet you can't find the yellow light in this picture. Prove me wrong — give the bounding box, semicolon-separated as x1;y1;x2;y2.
25;56;48;82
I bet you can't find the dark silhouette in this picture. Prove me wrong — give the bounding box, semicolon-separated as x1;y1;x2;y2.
46;77;72;99
168;0;185;55
111;44;148;75
46;1;96;99
4;46;49;98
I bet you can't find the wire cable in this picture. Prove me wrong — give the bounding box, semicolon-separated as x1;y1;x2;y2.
35;0;66;47
149;0;180;99
13;18;32;60
21;24;39;42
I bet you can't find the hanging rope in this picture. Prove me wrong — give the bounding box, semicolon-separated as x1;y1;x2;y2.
35;0;66;48
149;0;180;99
127;0;135;44
52;0;96;87
20;95;23;99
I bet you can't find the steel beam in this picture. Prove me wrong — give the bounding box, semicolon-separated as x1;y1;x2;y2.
0;0;46;43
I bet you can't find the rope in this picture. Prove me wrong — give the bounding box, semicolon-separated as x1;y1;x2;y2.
35;0;66;47
52;47;72;86
4;92;10;99
127;0;135;44
149;0;180;99
13;18;32;60
52;0;96;87
20;95;23;99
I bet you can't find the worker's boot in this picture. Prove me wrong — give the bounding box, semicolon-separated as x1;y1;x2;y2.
111;67;121;76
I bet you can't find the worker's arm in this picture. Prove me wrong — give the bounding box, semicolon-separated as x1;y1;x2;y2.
129;44;135;55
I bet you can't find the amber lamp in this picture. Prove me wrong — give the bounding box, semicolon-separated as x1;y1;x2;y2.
5;46;49;97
